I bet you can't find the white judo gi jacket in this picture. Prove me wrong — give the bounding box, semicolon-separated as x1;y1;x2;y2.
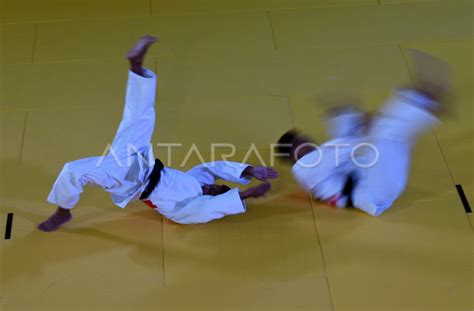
47;68;251;224
292;90;439;216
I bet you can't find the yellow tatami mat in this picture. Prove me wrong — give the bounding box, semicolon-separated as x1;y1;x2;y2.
1;0;472;310
0;24;36;65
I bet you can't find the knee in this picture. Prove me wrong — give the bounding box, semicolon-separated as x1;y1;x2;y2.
61;160;87;174
58;161;83;184
60;162;79;177
62;162;74;172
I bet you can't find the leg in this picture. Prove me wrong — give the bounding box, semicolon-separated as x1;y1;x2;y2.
37;208;72;232
352;138;412;216
352;94;434;216
39;156;119;232
110;36;159;156
325;105;368;139
405;48;452;114
352;49;451;216
353;88;448;216
40;36;160;232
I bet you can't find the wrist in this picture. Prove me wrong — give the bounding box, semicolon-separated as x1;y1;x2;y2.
242;166;254;178
239;190;249;200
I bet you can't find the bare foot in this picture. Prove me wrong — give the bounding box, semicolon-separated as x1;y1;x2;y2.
406;48;453;114
127;35;159;75
38;207;72;232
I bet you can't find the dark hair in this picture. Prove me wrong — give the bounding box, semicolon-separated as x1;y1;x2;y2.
276;129;300;157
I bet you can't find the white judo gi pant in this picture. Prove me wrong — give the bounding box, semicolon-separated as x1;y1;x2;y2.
294;89;439;216
350;90;439;216
47;69;157;209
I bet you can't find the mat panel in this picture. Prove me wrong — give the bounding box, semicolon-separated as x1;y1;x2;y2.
1;161;164;310
1;1;473;310
312;195;472;311
1;214;164;310
0;24;36;65
156;94;293;151
1;59;153;111
0;111;26;162
151;0;377;15
33;11;274;63
401;40;474;205
270;0;473;49
0;0;150;24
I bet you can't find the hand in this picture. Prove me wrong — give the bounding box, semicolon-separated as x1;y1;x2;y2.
246;166;279;181
240;182;272;200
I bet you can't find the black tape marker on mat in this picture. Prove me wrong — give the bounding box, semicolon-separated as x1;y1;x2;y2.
4;213;14;239
456;185;471;213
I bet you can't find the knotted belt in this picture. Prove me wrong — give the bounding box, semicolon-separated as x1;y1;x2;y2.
341;173;356;207
327;173;356;208
139;158;164;200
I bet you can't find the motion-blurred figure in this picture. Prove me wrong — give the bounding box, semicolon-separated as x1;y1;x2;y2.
277;49;451;216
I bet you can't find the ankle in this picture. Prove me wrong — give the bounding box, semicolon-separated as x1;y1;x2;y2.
129;59;143;74
57;207;71;216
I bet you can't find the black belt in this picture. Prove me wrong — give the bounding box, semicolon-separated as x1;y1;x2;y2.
140;159;164;200
342;173;356;207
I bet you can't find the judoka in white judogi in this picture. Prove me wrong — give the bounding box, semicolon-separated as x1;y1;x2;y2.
277;48;451;217
289;90;439;216
40;36;275;232
46;67;275;226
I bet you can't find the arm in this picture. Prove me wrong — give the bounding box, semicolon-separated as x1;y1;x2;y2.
239;182;272;200
162;182;272;224
241;166;279;181
188;162;279;185
187;161;253;185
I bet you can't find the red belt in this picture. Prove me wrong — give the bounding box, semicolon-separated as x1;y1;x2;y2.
142;200;157;209
327;196;339;207
143;201;177;225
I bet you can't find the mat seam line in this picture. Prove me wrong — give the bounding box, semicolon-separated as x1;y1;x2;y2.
18;110;28;164
0;2;381;26
398;44;471;225
31;23;39;63
8;38;470;66
398;44;456;184
430;126;471;225
308;194;335;311
161;215;166;287
156;56;167;286
267;10;278;50
286;96;296;128
430;126;456;184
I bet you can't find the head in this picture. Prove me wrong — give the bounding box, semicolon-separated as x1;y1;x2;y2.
276;129;316;164
202;184;231;196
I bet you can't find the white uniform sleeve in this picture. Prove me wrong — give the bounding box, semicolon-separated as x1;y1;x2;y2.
187;161;252;185
162;189;246;224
